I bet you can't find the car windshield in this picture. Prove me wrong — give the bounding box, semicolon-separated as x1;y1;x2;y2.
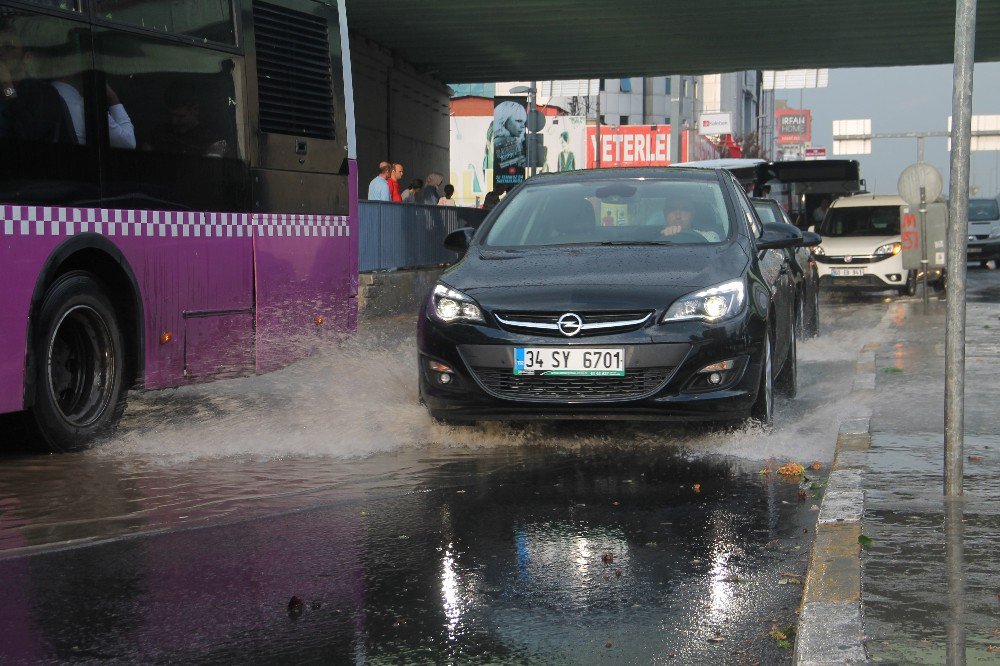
484;177;732;247
819;205;900;237
968;199;999;221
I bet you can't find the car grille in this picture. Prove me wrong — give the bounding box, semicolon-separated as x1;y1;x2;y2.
471;366;674;402
493;310;654;337
970;234;990;241
814;254;891;265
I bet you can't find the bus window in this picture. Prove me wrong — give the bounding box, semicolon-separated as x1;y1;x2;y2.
96;28;248;210
0;9;99;204
16;1;82;12
94;0;237;46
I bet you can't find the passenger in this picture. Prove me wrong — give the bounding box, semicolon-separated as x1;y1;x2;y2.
658;197;720;242
50;76;136;149
437;184;456;206
0;30;75;144
146;81;228;157
400;178;423;203
366;161;391;201
812;198;831;224
388;162;404;202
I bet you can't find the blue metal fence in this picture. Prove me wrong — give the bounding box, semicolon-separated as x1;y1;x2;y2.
358;202;489;271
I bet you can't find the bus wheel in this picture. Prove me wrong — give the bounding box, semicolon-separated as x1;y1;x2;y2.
31;271;128;452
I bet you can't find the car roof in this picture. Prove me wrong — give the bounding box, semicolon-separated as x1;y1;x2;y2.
528;166;724;182
829;194;906;208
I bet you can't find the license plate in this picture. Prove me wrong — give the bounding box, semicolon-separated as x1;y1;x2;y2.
514;347;625;377
831;268;865;277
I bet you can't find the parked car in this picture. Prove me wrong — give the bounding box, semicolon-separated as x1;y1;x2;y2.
810;194;915;295
966;197;1000;267
751;197;822;337
417;168;812;426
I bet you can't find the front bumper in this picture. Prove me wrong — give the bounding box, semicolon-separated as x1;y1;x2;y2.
814;252;905;289
967;237;1000;261
417;307;766;423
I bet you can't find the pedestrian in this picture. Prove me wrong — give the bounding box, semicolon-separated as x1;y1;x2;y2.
418;172;444;205
438;184;456;206
481;189;500;211
388;162;404;202
367;161;391;201
812;198;830;224
401;178;423;202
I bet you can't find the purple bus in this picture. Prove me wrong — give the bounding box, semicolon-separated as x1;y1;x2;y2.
0;0;358;450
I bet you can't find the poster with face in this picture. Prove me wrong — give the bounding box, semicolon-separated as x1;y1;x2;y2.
493;97;527;189
540;116;586;174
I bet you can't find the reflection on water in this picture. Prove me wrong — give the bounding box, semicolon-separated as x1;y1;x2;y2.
0;447;817;663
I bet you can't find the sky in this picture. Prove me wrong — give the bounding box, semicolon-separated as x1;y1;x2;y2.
780;63;1000;197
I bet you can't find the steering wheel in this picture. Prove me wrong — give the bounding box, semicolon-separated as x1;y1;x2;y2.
662;230;707;244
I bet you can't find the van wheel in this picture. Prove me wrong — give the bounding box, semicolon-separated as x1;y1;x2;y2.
749;330;774;426
897;270;917;296
30;271;128;452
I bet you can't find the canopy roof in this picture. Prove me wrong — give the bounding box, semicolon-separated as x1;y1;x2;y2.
345;0;1000;82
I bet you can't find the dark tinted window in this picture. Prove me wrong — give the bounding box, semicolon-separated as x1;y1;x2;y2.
820;206;901;237
97;28;248;210
0;9;99;204
485;178;732;247
94;0;236;45
968;199;999;221
17;1;81;11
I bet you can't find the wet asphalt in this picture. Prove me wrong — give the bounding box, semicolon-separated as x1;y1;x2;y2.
0;280;933;664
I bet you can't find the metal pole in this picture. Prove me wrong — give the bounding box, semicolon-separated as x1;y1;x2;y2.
944;497;967;665
919;186;929;313
944;0;976;497
595;85;602;168
527;82;536;178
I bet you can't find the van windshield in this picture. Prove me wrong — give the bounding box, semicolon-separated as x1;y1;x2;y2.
819;205;900;237
968;199;999;221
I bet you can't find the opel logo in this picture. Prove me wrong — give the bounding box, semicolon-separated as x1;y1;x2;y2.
844;255;853;263
557;313;583;337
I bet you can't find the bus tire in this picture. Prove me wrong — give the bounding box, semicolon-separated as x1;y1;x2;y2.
30;271;128;452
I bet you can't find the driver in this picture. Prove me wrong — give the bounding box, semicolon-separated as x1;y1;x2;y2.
658;197;721;242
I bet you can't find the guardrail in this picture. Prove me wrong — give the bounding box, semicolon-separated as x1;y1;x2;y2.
358;202;489;272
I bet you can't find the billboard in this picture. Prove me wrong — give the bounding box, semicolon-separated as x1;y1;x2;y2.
776;109;812;145
493;96;527;189
585;125;672;168
698;112;732;136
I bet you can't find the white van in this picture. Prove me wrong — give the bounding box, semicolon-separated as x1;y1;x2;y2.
810;194;914;295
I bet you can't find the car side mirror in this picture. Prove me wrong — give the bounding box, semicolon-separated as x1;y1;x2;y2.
801;230;822;247
444;227;474;254
757;222;803;250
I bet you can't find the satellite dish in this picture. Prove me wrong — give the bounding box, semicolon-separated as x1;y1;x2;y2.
897;162;943;207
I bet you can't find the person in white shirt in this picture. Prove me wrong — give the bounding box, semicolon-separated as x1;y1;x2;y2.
50;79;135;149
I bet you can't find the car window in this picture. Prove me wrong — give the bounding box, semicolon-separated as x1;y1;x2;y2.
484;178;732;247
968;199;999;221
752;201;781;224
819;206;901;237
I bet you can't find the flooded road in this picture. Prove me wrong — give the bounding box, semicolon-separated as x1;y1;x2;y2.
0;288;905;663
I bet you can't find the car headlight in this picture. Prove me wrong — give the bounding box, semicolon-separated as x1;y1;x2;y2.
662;279;746;323
811;245;826;256
990;227;1000;239
874;242;902;256
429;284;484;323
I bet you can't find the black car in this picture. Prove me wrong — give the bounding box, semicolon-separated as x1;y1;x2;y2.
751;197;822;337
418;168;812;425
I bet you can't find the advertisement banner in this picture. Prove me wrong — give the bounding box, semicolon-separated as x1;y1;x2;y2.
493;96;527;189
776;109;812;145
698;112;732;136
539;116;587;174
585;125;672;168
449;116;493;207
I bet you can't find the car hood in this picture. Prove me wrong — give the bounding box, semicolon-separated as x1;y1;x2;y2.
816;235;899;255
442;242;749;311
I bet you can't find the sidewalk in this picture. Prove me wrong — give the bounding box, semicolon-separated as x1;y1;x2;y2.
861;298;999;663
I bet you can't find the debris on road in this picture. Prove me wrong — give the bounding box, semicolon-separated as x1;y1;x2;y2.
776;463;805;477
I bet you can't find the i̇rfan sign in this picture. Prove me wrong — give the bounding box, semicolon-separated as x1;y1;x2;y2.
776;108;812;145
586;125;672;168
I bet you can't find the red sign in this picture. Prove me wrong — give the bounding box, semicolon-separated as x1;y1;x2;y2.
586;125;672;168
804;147;827;158
775;109;812;145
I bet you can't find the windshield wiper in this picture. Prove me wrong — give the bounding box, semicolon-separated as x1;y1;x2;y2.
598;240;676;246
